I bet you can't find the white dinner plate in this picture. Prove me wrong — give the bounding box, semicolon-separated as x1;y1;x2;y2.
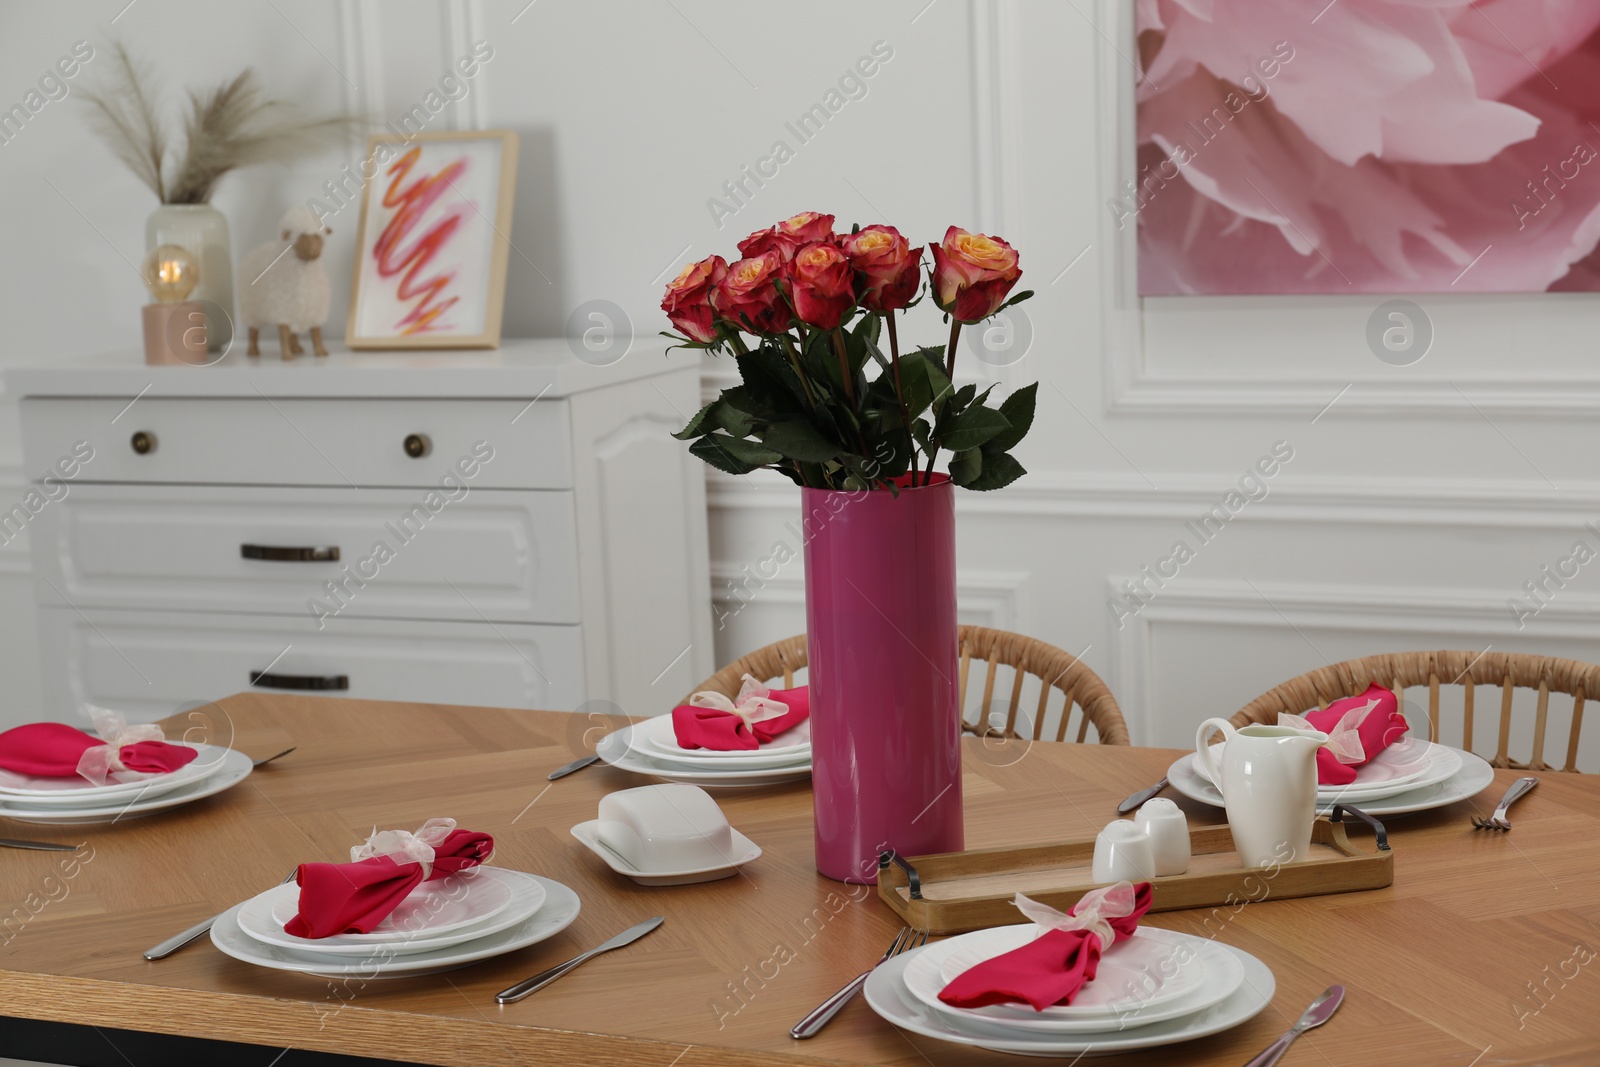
908;927;1241;1036
211;874;581;978
596;729;811;789
903;926;1215;1029
626;715;811;769
571;819;762;886
265;864;514;941
237;868;545;957
1190;739;1440;796
0;747;253;824
865;941;1274;1056
1168;746;1495;817
0;742;228;804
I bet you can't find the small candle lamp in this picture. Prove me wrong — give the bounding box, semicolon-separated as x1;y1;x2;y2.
140;244;207;365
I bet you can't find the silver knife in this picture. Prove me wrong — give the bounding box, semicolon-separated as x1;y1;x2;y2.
1117;776;1169;814
496;916;663;1003
1243;985;1344;1067
0;837;77;852
143;869;297;960
548;754;601;781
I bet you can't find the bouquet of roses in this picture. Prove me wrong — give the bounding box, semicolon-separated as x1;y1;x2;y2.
661;211;1036;491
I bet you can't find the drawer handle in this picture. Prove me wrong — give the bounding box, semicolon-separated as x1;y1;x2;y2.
131;431;156;455
240;544;341;563
404;433;431;458
250;670;349;691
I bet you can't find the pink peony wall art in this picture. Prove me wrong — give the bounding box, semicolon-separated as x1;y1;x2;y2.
1131;1;1600;295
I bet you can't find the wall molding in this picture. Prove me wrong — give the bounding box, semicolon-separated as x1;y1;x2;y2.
1089;0;1600;418
706;468;1600;530
711;563;1031;633
1106;575;1600;744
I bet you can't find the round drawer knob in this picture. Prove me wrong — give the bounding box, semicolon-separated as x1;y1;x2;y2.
130;431;156;455
403;433;431;458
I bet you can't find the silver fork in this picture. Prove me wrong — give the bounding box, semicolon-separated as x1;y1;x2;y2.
1472;776;1539;831
791;926;929;1039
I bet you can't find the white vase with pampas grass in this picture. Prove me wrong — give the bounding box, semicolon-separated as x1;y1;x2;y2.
82;44;355;354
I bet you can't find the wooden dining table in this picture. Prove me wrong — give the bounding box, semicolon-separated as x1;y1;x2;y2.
0;692;1596;1066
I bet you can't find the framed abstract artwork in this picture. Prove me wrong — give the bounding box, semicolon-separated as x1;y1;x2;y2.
1133;5;1600;296
347;130;518;348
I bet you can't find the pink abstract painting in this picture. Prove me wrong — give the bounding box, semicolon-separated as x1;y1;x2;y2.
1132;2;1600;295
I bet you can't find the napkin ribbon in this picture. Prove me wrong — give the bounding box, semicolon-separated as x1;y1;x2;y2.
688;674;792;729
75;707;170;786
1279;684;1409;786
671;674;810;751
1013;882;1139;953
937;881;1155;1012
349;817;459;882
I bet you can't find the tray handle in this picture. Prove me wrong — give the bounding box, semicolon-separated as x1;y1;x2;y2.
877;849;923;900
1330;804;1389;851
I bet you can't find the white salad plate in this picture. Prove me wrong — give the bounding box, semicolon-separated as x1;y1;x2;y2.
1169;745;1494;817
0;747;253;824
625;713;810;768
1194;737;1458;802
864;940;1274;1056
0;742;228;804
596;729;811;789
904;926;1243;1034
238;868;544;957
571;819;762;886
211;873;581;979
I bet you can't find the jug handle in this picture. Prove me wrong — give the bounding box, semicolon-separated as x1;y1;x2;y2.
1195;717;1236;800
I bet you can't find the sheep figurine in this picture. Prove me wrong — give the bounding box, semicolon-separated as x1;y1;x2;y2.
239;205;332;359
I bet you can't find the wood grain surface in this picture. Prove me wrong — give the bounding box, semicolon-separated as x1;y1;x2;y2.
0;692;1595;1066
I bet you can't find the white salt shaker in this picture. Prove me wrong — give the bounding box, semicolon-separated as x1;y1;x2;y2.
1092;820;1157;883
1133;797;1191;876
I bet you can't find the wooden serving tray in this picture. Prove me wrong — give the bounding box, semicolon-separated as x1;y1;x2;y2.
876;808;1393;934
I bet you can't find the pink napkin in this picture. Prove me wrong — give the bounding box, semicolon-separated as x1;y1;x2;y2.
671;676;809;751
1301;684;1409;786
285;820;494;939
939;882;1155;1012
0;722;198;781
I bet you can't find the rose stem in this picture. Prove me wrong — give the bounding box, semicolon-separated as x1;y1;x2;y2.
887;311;916;483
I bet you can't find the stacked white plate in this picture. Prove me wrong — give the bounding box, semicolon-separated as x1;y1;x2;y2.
210;866;582;979
1168;735;1496;816
864;924;1275;1056
594;713;811;789
0;744;253;825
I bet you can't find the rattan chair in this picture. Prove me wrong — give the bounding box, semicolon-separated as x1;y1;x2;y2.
686;625;1130;746
1231;650;1599;773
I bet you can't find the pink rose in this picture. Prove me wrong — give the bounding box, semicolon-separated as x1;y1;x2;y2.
930;226;1022;322
789;241;855;329
713;253;789;335
1135;1;1600;293
842;225;922;311
660;254;728;344
738;211;836;262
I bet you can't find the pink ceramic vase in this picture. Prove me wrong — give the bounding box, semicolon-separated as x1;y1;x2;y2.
802;473;963;883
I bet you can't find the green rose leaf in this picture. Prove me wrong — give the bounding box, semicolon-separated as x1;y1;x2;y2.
985;383;1037;454
949;447;983;487
763;419;843;463
689;433;783;475
964;451;1026;491
939;405;1011;452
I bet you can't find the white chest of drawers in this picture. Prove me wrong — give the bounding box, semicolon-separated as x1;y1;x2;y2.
6;341;713;723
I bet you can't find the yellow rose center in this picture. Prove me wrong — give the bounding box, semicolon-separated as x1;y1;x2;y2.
669;261;702;290
731;260;767;285
782;212;819;232
953;233;1009;267
854;231;892;254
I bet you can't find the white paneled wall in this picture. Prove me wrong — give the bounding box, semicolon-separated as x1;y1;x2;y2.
2;1;1597;768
